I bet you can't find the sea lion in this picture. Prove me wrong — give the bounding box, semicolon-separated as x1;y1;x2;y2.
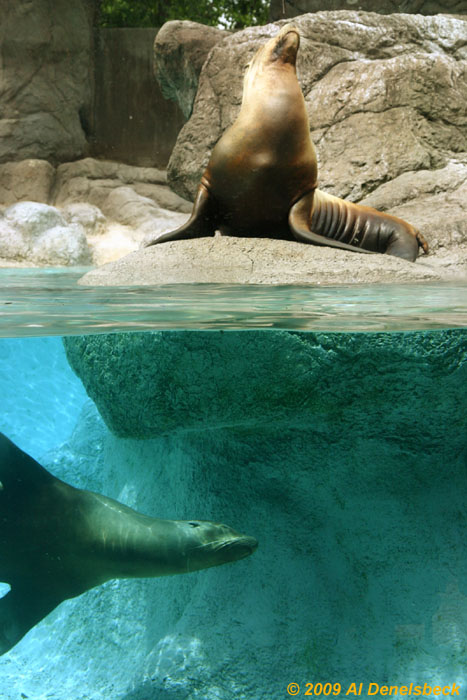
0;432;257;655
144;24;428;262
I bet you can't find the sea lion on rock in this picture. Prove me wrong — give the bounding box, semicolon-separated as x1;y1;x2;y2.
145;24;428;261
0;432;257;654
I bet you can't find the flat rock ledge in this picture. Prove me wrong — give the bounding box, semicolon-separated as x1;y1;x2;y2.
78;236;467;286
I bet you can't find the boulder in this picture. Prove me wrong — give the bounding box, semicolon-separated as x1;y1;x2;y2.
61;202;107;236
0;160;55;205
0;0;95;164
154;21;230;119
360;161;467;251
0;202;91;265
167;12;467;254
54;158;191;213
269;0;467;18
78;236;467;286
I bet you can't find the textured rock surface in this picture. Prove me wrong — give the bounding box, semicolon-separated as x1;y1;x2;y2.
154;21;230;119
0;158;193;266
0;202;91;265
54;158;191;213
0;160;56;206
167;13;467;253
78;236;467;285
0;0;94;164
63;329;467;440
269;0;467;18
61;328;467;695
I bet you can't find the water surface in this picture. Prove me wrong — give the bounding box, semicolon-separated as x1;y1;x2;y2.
1;268;466;336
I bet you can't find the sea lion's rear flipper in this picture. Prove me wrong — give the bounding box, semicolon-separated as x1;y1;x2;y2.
0;585;59;655
144;182;217;247
289;190;374;254
290;189;425;261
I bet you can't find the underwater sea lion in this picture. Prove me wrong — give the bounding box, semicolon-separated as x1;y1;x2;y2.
144;24;428;261
0;432;257;654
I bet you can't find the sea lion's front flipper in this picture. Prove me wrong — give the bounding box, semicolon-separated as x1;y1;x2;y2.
0;586;60;654
289;190;374;255
144;182;217;247
290;189;426;261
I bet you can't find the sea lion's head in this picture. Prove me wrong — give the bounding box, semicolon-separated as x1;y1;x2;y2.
243;24;300;97
179;519;258;573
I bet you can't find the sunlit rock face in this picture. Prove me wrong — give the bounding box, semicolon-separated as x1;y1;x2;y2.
269;0;467;18
167;12;467;254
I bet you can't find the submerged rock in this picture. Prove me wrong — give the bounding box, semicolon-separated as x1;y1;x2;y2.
63;328;466;441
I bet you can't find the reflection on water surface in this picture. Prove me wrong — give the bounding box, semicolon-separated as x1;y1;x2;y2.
0;268;466;337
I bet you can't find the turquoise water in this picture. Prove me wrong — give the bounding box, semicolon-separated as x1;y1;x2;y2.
1;268;467;335
0;270;466;700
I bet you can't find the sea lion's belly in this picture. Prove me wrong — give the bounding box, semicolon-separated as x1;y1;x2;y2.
207;146;315;238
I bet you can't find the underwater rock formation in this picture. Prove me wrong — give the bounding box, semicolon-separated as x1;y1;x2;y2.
60;327;467;697
63;329;467;442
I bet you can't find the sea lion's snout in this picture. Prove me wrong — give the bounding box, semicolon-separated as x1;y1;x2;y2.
273;25;300;64
232;536;258;560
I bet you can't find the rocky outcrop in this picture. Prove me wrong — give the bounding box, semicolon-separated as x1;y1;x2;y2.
78;235;467;285
53;158;191;215
0;160;56;206
167;13;467;255
0;0;95;164
0;158;191;266
0;202;91;265
269;0;467;18
154;21;230;119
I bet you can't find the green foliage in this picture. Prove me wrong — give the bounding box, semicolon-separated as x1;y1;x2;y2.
98;0;270;29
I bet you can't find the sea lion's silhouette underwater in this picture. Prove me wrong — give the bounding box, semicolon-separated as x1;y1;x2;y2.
145;24;428;261
0;432;257;654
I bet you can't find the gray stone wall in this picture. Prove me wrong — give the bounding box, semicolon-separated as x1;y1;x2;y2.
0;1;185;169
91;28;185;167
269;0;467;19
0;0;96;164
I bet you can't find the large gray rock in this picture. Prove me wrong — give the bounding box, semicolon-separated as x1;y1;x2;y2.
54;158;191;213
78;235;467;286
167;12;467;253
270;0;467;18
154;21;230;119
0;0;95;164
0;202;91;265
0;160;56;205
